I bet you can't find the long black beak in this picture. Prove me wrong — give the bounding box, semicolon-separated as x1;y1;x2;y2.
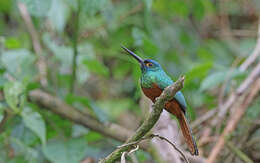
121;46;144;65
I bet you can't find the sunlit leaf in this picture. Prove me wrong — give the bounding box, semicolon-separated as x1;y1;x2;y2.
85;131;103;142
3;81;26;112
5;37;21;49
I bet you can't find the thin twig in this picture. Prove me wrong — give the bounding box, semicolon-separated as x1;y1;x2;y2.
118;134;189;163
153;134;189;163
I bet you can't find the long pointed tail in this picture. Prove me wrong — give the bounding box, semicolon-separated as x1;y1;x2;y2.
178;112;199;156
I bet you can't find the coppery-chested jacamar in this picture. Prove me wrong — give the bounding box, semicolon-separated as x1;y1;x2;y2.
122;46;199;156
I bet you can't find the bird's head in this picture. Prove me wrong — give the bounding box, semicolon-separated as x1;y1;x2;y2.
121;46;162;73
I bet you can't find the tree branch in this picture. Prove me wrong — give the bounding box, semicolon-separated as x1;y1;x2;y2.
99;76;185;163
29;89;133;143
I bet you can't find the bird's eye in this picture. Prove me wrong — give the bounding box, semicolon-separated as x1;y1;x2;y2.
146;62;153;67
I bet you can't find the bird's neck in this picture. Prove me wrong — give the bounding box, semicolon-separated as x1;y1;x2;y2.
140;70;166;88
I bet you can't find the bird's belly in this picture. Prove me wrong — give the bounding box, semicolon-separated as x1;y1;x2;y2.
142;84;183;117
142;84;163;102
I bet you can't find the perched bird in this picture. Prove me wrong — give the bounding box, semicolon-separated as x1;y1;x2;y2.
122;46;199;156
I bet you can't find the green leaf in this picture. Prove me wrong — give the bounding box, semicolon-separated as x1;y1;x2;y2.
3;81;26;112
83;59;109;77
43;138;87;163
200;69;244;91
1;49;36;80
48;0;70;32
85;131;103;142
21;106;46;144
81;0;108;16
10;137;38;163
185;62;213;85
19;0;51;17
5;37;21;49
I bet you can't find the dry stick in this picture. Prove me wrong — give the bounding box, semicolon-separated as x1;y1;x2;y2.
118;134;189;163
17;3;48;87
99;77;185;163
207;78;260;163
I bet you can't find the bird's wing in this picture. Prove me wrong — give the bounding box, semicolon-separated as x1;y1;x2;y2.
156;74;187;113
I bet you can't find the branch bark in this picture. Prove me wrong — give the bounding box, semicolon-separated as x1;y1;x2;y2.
99;76;185;163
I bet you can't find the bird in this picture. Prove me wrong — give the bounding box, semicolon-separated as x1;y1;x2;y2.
121;46;199;156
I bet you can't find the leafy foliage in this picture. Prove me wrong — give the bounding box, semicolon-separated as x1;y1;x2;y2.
0;0;259;162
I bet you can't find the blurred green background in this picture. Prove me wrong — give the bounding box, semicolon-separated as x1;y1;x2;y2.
0;0;260;162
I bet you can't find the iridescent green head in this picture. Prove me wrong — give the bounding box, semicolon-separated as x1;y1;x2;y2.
121;46;162;73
